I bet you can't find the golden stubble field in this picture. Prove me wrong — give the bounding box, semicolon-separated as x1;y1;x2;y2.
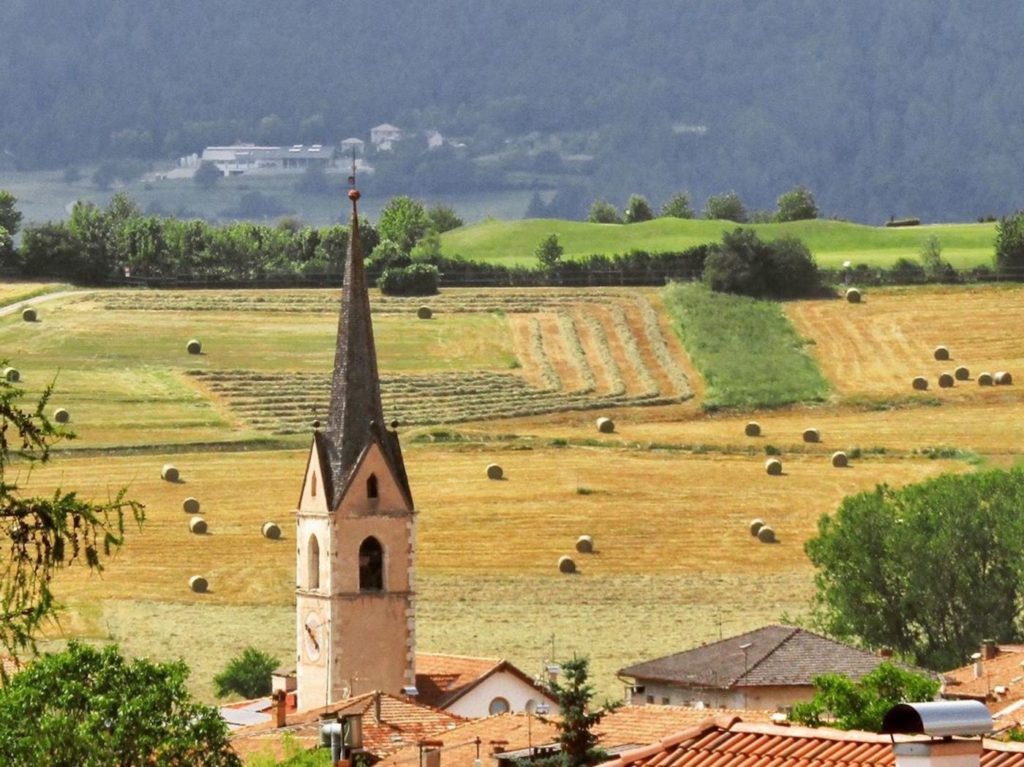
1;284;1019;702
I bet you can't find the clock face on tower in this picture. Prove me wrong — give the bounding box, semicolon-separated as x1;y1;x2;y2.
303;610;323;662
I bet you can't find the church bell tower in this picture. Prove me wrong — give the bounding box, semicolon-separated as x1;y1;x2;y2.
294;180;416;709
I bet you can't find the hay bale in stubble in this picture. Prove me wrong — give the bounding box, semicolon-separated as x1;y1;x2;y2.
744;421;761;437
486;463;504;480
182;497;200;514
978;372;994;386
189;575;208;593
995;371;1013;385
912;376;929;391
21;307;36;322
558;555;576;574
186;339;202;355
189;516;208;534
262;522;282;540
938;373;955;388
596;417;615;434
802;428;820;443
831;451;849;468
53;408;70;424
749;518;765;537
757;525;776;543
575;535;594;553
954;366;970;381
161;464;180;482
417;306;433;320
3;367;20;383
845;288;861;304
934;345;950;361
765;458;783;476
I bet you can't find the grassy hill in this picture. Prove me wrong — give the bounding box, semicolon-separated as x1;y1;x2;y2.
441;218;997;269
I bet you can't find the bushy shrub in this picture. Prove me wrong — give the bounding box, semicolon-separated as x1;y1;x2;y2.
995;211;1024;277
702;228;822;299
889;257;927;284
378;263;440;295
660;192;693;219
703;191;748;223
624;195;653;223
775;185;819;222
587;199;622;224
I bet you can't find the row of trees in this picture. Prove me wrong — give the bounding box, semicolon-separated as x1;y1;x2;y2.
584;186;819;225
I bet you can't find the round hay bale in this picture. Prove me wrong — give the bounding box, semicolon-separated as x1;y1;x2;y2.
3;367;20;383
911;376;929;391
596;417;615;434
21;307;36;322
938;372;955;388
557;555;577;574
831;450;849;468
189;516;208;534
188;575;208;593
765;458;783;476
262;521;282;540
182;497;200;514
934;345;950;361
186;338;202;355
486;463;504;480
995;371;1013;386
417;306;433;320
749;518;765;537
575;535;594;553
744;421;761;437
802;428;820;443
954;366;970;381
978;372;994;386
757;525;776;543
161;464;180;482
845;287;861;304
53;407;70;424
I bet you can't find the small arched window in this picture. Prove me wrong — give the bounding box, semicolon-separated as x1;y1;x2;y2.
359;536;384;592
308;534;320;590
311;471;317;497
488;697;510;715
366;474;379;500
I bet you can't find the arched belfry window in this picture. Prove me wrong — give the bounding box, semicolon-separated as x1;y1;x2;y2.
359;537;384;592
308;534;320;590
367;474;379;500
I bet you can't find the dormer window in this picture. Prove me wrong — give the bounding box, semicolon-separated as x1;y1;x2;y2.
359;537;384;591
367;474;379;500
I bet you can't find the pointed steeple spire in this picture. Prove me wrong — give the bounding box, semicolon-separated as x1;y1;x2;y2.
319;174;412;509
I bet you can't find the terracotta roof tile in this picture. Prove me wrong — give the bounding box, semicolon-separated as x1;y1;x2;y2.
944;646;1024;730
414;653;557;710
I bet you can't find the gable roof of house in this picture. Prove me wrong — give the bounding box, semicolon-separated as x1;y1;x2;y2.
415;653;557;710
377;706;777;767
604;716;1024;767
944;644;1024;729
230;690;460;763
618;625;917;690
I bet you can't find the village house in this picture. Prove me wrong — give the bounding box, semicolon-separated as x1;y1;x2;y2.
943;641;1024;729
370;123;403;149
199;143;336;175
618;625;928;710
415;653;560;718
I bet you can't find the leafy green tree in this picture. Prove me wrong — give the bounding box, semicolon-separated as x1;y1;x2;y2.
660;192;694;219
587;199;622;224
547;657;618;767
0;191;22;236
789;662;939;731
806;468;1024;670
703;192;748;223
919;234;957;282
426;204;464;233
411;231;443;263
535;233;564;270
0;641;241;766
377;196;430;254
214;646;280;699
194;160;222;189
624;194;653;223
378;263;440;295
368;239;411;271
995;211;1024;276
702;228;821;299
775;185;819;222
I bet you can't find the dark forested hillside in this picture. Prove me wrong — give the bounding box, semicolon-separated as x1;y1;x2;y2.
3;0;1024;222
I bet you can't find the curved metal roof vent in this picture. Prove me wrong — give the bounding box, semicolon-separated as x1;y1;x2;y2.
881;701;993;738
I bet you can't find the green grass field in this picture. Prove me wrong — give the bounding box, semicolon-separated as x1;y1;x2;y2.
441;217;998;269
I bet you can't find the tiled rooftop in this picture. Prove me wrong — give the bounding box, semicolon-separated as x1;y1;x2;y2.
415;653;556;710
620;626;927;689
944;645;1024;729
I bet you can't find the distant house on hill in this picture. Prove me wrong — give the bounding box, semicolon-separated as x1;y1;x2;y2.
199;143;336;176
619;625;929;710
415;653;559;718
370;123;403;150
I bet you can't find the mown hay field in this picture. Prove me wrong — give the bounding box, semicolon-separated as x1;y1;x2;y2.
0;284;1017;702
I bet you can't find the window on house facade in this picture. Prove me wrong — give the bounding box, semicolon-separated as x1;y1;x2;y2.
359;536;384;591
367;474;378;500
488;697;510;715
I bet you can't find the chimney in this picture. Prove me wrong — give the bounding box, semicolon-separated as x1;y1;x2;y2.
982;640;998;661
272;690;288;728
883;701;991;767
892;739;982;767
490;740;509;755
971;652;982;679
878;648;893;659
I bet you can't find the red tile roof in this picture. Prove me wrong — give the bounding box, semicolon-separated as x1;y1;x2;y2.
415;653;557;710
605;717;1024;767
620;626;927;690
944;645;1024;729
